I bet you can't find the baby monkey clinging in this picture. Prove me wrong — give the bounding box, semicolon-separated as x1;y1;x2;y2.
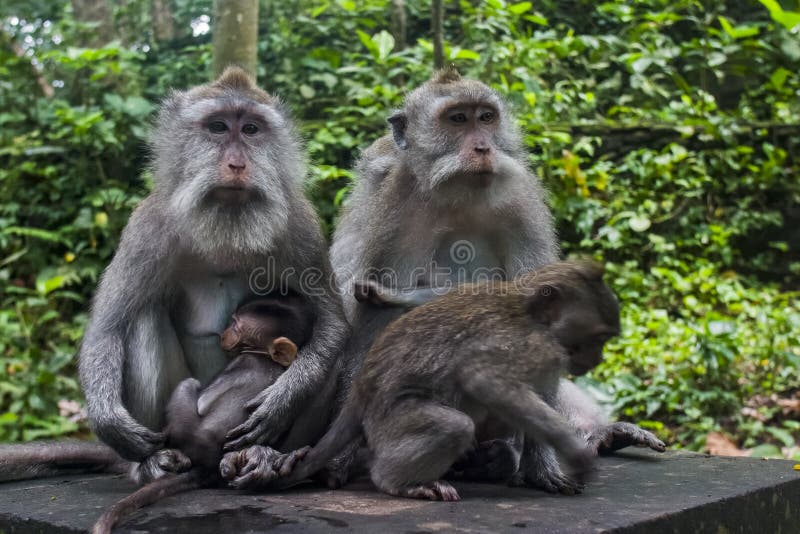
273;260;620;501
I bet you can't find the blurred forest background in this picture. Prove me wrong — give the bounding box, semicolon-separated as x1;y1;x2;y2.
0;0;798;459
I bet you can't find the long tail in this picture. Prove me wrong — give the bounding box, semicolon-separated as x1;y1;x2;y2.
92;470;204;534
0;441;128;482
277;398;364;488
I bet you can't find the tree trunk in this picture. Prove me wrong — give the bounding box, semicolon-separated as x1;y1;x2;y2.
432;0;444;69
391;0;406;50
151;0;176;42
212;0;259;79
70;0;113;47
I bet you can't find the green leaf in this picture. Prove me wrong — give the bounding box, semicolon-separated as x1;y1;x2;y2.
454;49;480;61
373;30;395;61
765;427;796;448
35;274;65;296
718;16;760;39
749;443;783;458
759;0;800;30
629;216;652;232
509;2;533;15
770;67;790;89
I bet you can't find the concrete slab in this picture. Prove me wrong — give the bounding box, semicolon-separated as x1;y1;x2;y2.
0;449;797;533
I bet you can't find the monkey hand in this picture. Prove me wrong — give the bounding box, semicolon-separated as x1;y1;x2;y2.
90;404;165;461
224;388;293;450
220;445;309;489
130;448;192;485
588;422;667;454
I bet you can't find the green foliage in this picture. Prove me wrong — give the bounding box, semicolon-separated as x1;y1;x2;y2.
0;0;797;454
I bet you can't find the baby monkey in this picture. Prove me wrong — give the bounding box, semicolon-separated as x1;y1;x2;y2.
93;295;313;534
269;261;619;501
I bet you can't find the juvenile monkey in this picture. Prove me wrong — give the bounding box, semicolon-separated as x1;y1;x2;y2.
239;261;618;500
77;67;347;482
92;296;312;534
327;70;662;490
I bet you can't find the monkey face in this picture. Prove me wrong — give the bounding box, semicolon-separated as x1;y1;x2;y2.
219;319;242;352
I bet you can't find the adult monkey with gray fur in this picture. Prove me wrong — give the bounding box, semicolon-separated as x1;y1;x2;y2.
327;70;663;491
79;67;347;483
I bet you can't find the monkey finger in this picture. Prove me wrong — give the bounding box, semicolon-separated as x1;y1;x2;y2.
244;390;270;412
277;446;310;477
231;466;278;489
224;422;269;451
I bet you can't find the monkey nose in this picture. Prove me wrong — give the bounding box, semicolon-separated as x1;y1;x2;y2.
228;163;246;173
474;145;491;155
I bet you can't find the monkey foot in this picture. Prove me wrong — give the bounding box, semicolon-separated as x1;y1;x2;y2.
590;422;667;455
220;445;294;489
387;480;461;501
510;466;584;496
277;446;311;477
131;448;191;484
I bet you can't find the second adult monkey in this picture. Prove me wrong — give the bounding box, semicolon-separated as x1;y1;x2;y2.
79;67;348;482
327;70;663;490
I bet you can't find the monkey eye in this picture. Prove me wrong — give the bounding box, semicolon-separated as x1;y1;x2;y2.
207;120;228;133
479;111;495;123
449;112;468;124
241;123;260;135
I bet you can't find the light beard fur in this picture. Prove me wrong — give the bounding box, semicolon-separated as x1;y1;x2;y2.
418;152;523;206
175;197;288;268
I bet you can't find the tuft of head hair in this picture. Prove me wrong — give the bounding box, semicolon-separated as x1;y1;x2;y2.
517;260;606;294
185;66;275;106
431;67;462;85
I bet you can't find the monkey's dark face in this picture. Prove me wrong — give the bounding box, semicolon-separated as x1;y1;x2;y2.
546;283;621;376
220;313;281;354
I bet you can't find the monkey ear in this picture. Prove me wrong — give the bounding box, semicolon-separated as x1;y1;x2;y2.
270;337;298;367
526;285;562;325
387;111;408;150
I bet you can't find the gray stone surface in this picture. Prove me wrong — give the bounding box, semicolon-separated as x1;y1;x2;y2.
0;449;798;533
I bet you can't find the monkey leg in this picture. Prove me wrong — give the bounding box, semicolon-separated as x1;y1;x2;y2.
367;401;473;501
589;422;667;454
448;432;522;482
317;437;366;489
510;441;584;495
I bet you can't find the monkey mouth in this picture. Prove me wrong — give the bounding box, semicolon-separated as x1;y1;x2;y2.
207;186;261;204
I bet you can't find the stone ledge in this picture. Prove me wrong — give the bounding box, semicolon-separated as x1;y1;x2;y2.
0;449;797;533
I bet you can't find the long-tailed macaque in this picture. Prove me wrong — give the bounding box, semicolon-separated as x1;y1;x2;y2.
262;262;618;500
324;70;663;490
77;67;347;483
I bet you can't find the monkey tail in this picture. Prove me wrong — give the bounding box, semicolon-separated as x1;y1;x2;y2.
277;398;364;488
0;441;128;482
92;470;205;534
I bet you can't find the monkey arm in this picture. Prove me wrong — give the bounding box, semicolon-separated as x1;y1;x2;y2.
79;198;179;461
225;218;350;450
458;369;594;481
503;185;560;276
